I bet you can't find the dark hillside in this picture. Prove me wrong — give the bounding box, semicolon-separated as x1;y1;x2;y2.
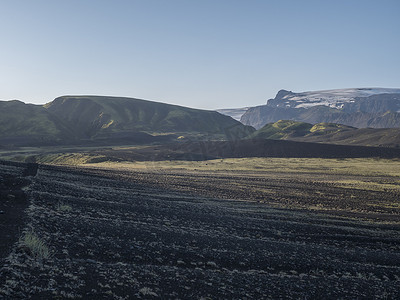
92;138;400;162
169;139;400;159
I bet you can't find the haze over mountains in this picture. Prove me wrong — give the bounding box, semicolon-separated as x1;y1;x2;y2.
216;107;249;121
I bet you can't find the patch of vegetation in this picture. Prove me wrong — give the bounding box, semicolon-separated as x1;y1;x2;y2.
19;230;50;260
248;120;313;139
139;287;158;297
31;153;109;165
56;202;72;212
310;122;354;133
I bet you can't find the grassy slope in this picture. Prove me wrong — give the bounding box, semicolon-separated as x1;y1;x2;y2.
0;101;76;146
0;96;255;146
248;120;314;139
45;96;255;140
296;127;400;147
251;120;400;147
0;101;59;136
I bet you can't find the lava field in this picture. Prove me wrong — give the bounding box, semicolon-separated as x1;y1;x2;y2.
0;161;400;299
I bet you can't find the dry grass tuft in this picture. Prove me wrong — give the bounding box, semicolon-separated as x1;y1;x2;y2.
19;230;50;260
56;202;72;212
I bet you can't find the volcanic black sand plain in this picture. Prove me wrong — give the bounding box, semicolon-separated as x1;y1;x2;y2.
1;156;400;299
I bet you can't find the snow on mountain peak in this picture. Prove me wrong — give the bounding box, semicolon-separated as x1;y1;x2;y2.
268;88;400;109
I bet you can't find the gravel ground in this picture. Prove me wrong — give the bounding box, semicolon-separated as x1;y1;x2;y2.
0;162;399;299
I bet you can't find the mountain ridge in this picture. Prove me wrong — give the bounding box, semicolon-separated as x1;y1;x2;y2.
0;96;254;146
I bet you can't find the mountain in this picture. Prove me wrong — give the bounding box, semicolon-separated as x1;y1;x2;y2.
266;88;400;109
0;100;74;146
45;96;254;140
241;88;400;129
250;120;400;148
0;96;254;146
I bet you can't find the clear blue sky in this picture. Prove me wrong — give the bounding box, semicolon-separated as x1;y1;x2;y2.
0;0;399;109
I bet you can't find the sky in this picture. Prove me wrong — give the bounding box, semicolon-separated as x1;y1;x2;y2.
0;0;399;109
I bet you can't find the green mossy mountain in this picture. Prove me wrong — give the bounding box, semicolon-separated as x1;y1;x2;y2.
248;120;314;140
251;120;400;148
0;96;254;146
0;100;75;146
45;96;254;140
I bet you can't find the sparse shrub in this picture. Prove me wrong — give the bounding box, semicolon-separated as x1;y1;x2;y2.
139;287;158;297
19;230;50;260
56;202;72;212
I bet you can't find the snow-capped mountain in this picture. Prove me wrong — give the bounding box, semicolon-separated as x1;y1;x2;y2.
268;88;400;109
240;88;400;129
